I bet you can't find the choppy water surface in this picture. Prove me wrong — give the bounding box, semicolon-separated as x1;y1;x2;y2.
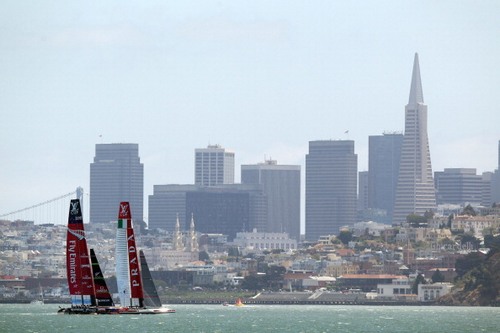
0;304;498;333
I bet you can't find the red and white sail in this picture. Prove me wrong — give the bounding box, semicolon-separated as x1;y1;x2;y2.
116;202;144;307
66;199;95;306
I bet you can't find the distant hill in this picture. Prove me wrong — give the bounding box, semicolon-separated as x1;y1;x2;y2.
439;239;500;306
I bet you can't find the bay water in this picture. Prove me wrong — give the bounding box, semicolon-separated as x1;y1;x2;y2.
0;303;498;333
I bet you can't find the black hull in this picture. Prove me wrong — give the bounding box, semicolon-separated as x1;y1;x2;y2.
58;306;175;315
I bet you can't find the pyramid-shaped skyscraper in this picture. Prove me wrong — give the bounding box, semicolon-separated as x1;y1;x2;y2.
392;53;436;224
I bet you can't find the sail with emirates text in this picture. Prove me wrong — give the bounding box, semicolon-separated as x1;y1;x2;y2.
66;199;96;306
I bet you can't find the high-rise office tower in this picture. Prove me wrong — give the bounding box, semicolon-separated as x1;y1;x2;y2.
148;184;197;231
90;143;144;224
148;184;266;239
358;171;369;211
241;160;301;241
434;169;482;205
195;145;235;186
491;140;500;204
305;140;357;241
392;54;436;225
368;133;403;222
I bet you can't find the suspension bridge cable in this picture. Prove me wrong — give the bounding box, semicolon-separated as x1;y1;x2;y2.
0;191;76;218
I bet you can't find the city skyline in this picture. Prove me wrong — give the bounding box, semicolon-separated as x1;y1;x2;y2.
1;2;499;220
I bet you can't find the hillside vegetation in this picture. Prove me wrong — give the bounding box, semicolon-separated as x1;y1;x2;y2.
439;236;500;306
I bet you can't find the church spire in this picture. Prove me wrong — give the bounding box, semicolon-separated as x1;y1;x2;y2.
408;52;424;105
174;213;184;251
188;213;198;252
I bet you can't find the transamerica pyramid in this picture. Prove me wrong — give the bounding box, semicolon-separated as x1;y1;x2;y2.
392;53;437;225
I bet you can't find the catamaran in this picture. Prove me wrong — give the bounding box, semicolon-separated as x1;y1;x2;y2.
58;199;101;314
58;199;174;314
114;201;174;314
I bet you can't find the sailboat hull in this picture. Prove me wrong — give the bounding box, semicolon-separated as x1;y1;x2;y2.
58;306;175;315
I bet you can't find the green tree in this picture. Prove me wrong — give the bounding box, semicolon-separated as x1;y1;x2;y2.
484;234;500;254
431;269;445;283
412;273;426;294
459;234;481;249
338;230;353;245
265;265;286;290
424;210;434;220
241;274;264;291
455;252;485;278
461;204;477;216
199;250;210;262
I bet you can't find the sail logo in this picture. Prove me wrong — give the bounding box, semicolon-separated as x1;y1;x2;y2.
68;228;85;240
96;286;107;293
120;203;129;216
70;201;80;215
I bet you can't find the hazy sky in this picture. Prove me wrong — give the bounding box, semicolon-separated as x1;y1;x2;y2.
1;1;499;223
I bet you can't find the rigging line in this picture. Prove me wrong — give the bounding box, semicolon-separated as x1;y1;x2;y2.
0;191;76;218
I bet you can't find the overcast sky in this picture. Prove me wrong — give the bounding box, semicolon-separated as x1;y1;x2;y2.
1;1;499;224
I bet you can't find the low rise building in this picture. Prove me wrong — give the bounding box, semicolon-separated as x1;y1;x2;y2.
231;229;297;252
451;215;500;237
417;282;453;302
376;278;415;300
336;274;407;292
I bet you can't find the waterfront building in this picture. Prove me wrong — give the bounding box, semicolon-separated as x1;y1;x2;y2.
434;168;482;205
195;144;235;186
90;143;143;224
305;140;358;241
417;283;453;302
368;133;403;223
393;54;436;225
376;278;414;300
336;274;407;292
241;159;301;241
